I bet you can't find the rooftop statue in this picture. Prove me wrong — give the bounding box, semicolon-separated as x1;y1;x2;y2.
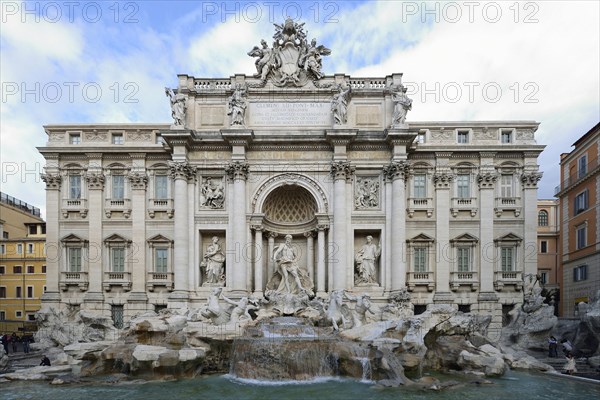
247;18;330;87
164;87;187;128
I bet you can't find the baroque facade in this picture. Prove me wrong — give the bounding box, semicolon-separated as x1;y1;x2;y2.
38;20;544;333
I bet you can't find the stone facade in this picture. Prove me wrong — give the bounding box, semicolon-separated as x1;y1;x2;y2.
37;21;544;336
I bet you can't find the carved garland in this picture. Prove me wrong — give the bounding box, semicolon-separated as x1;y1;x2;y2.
85;173;105;189
127;172;149;190
477;172;498;188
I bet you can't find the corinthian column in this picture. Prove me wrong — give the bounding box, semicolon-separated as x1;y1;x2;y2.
169;161;195;305
330;161;354;290
433;169;454;300
384;161;408;292
252;225;264;296
127;170;148;303
41;172;62;304
225;161;249;293
521;170;543;277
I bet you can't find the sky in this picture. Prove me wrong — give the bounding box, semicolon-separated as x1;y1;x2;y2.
1;0;599;218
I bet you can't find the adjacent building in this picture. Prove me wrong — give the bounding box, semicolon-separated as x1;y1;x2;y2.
0;193;46;331
537;199;560;312
555;122;600;317
37;20;545;334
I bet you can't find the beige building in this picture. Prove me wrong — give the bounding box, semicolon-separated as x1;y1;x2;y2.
0;193;46;332
555;122;600;317
37;21;544;334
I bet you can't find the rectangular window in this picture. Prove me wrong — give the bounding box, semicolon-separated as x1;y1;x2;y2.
112;133;124;144
501;247;514;271
27;314;36;321
69;175;81;199
155;175;168;199
69;133;81;144
111;305;124;329
112;175;125;199
0;287;6;298
416;133;426;144
500;174;514;198
42;265;46;273
0;311;5;320
15;311;22;318
13;266;22;274
29;225;37;235
574;190;588;215
540;241;548;254
413;174;426;198
457;131;469;144
2;232;8;239
68;247;82;272
27;265;34;274
111;247;125;272
27;243;34;254
155;248;168;273
413;247;427;272
41;225;46;234
578;155;587;178
16;243;23;254
457;247;471;272
16;286;22;298
573;265;587;282
0;266;4;274
27;286;33;298
540;272;548;285
457;174;470;198
501;130;512;143
576;225;587;249
0;244;4;254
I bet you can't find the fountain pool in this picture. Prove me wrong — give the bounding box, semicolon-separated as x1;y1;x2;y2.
1;371;598;400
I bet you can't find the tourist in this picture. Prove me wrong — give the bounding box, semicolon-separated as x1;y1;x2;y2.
548;336;558;357
561;338;573;355
40;355;51;366
22;334;31;354
563;353;576;375
11;332;19;352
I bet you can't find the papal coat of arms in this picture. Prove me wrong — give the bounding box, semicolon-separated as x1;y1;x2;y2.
248;18;331;87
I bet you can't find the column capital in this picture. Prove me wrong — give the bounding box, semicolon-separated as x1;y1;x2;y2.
304;231;315;238
85;172;105;190
317;224;329;231
41;173;62;190
433;172;455;189
330;160;355;182
268;231;279;239
169;161;196;182
521;171;543;188
477;172;498;189
383;161;409;181
127;172;148;190
251;224;264;232
225;161;249;181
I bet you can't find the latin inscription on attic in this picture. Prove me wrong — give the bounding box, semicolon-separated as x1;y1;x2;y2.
248;102;331;126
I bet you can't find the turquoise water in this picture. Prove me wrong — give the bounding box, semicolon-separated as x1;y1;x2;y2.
1;371;598;400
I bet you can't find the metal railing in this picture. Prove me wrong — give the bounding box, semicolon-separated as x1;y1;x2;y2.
555;157;599;195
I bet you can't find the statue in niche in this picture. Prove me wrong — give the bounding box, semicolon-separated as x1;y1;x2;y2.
331;83;350;125
227;83;248;126
298;38;331;80
354;235;381;285
391;85;412;127
201;236;225;285
248;39;277;81
355;178;380;209
200;177;224;209
344;292;375;328
164;87;186;127
266;235;314;297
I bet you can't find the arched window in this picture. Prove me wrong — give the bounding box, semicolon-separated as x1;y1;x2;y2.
538;210;548;226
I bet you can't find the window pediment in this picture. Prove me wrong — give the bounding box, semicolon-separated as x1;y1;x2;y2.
61;233;88;244
494;233;522;245
407;233;435;244
147;234;173;244
451;233;479;244
104;233;131;245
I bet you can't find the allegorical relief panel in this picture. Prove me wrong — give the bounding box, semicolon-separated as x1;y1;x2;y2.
199;176;225;209
354;177;380;210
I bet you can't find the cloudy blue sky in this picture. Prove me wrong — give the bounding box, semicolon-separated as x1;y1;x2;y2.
1;1;599;217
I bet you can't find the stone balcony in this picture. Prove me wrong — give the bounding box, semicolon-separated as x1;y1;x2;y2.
103;271;132;291
146;272;174;291
407;197;434;218
148;198;174;219
406;271;435;291
61;198;88;218
450;197;478;217
450;271;479;291
60;271;88;291
104;198;131;218
494;270;523;291
494;197;521;217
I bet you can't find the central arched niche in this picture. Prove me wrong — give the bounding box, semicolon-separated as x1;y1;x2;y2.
262;185;317;234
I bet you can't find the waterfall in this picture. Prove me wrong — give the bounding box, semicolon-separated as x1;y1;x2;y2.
357;357;372;382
